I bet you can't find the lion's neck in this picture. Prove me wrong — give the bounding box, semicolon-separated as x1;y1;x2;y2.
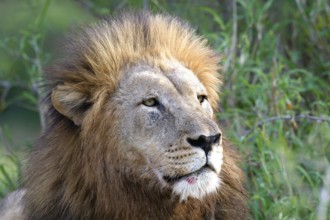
103;174;217;219
25;173;216;220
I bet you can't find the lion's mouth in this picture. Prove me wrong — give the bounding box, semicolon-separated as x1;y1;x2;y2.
163;165;213;183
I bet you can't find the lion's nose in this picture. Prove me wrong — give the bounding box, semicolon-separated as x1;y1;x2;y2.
186;133;221;155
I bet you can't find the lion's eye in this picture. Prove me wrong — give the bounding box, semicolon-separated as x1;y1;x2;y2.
142;98;158;107
197;95;207;104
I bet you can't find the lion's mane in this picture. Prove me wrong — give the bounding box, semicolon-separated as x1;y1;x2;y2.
21;12;248;220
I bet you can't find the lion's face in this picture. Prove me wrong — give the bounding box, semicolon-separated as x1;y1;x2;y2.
115;61;223;200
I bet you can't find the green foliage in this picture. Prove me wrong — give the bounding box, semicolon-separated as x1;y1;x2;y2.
0;126;23;197
204;0;330;219
0;0;329;219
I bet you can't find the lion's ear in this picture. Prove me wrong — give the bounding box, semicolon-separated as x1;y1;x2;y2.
51;84;92;126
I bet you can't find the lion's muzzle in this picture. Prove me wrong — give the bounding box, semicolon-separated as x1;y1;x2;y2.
186;133;221;155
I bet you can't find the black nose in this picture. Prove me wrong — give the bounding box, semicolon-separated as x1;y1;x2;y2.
187;133;221;155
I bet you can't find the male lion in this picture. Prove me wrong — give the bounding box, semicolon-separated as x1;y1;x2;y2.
0;12;248;219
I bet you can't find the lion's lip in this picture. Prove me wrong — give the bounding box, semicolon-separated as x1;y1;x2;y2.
163;165;214;183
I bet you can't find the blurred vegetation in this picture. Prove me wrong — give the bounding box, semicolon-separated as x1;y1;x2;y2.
0;0;329;219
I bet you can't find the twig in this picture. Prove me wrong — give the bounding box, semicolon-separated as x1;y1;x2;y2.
143;0;149;10
0;81;10;104
243;114;330;137
317;167;330;220
223;0;237;72
295;0;324;52
30;37;47;131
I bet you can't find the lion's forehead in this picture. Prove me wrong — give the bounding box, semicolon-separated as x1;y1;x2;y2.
120;62;207;99
164;61;207;97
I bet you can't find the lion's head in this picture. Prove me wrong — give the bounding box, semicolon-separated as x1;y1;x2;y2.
21;12;248;219
114;61;223;201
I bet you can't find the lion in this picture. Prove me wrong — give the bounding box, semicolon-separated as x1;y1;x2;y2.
0;11;248;219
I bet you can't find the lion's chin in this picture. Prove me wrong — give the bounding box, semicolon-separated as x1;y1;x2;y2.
168;168;220;201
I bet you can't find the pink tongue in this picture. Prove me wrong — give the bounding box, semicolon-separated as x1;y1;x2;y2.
186;176;197;184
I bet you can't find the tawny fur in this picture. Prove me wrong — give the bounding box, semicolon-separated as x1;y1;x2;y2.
3;12;248;220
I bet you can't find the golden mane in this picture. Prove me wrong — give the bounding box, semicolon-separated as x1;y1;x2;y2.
50;11;221;109
17;11;248;220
